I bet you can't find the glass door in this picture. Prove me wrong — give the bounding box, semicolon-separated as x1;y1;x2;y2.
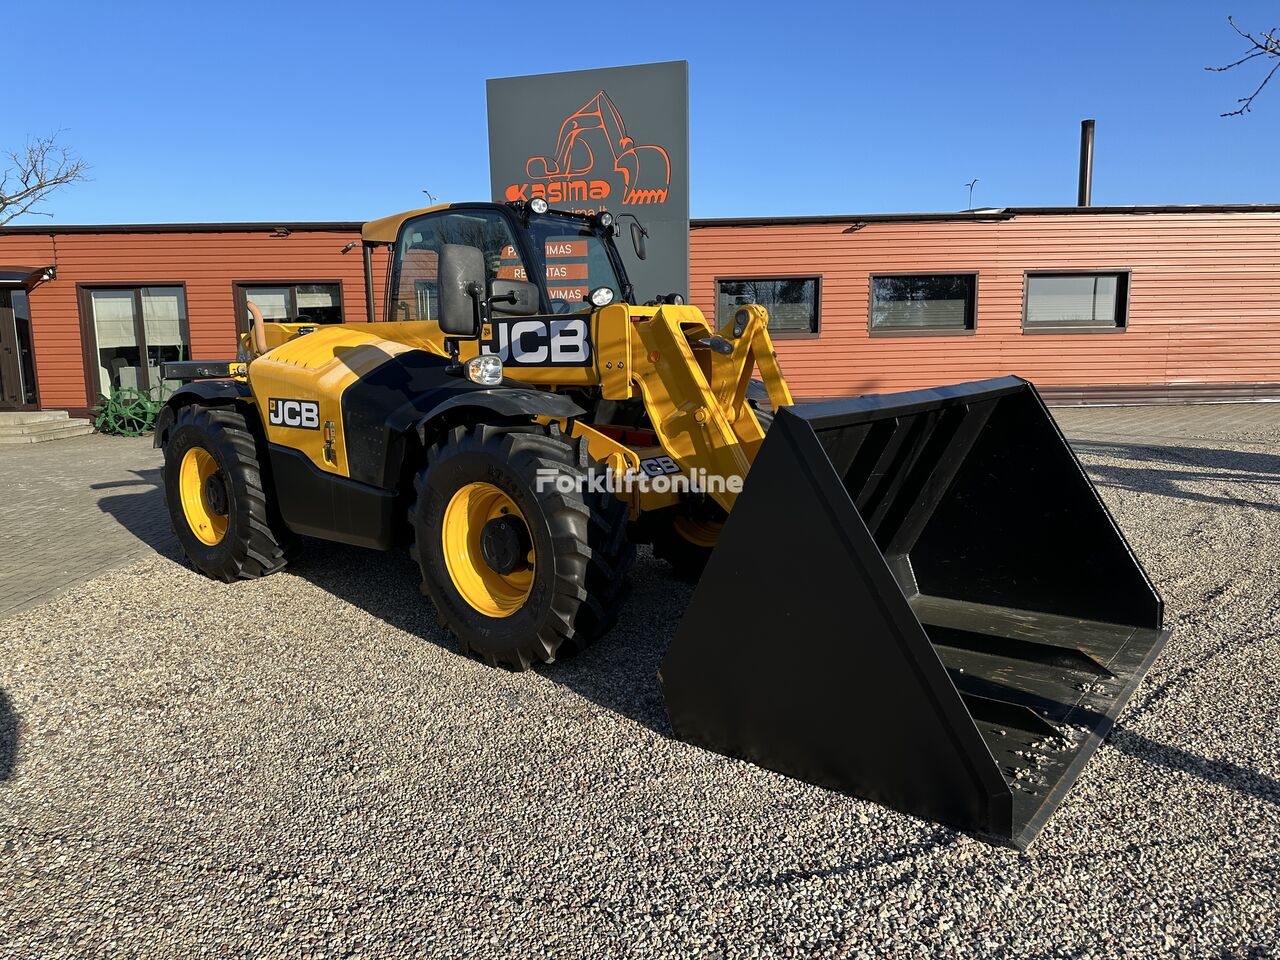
140;287;189;381
90;289;143;394
88;286;189;398
0;288;38;409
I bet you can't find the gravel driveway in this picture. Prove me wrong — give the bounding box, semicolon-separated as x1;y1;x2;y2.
1;406;1277;958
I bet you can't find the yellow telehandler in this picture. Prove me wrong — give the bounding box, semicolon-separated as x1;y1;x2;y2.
156;199;1169;848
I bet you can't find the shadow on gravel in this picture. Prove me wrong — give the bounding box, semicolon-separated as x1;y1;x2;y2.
1110;727;1280;807
92;460;684;739
739;829;960;889
541;564;681;736
1071;440;1280;512
287;540;682;737
285;541;449;647
1214;945;1275;960
92;466;182;557
0;689;17;781
256;543;1280;812
85;462;1280;815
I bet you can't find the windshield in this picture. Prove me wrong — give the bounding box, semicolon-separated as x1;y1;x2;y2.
523;214;625;313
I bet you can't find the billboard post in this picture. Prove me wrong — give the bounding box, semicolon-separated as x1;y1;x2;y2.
486;61;689;304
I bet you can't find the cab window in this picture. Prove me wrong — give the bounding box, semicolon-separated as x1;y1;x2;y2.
390;210;531;321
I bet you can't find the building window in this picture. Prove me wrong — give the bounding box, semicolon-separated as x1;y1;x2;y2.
414;280;439;322
870;274;976;333
716;277;820;335
237;282;343;329
82;286;190;398
1024;272;1129;330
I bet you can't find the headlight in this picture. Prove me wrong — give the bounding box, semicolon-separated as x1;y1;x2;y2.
529;197;549;214
465;354;504;386
596;210;615;229
589;286;616;307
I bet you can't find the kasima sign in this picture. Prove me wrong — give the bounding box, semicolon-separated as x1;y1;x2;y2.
486;61;689;302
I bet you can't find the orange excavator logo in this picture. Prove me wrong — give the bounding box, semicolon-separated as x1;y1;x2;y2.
504;90;671;207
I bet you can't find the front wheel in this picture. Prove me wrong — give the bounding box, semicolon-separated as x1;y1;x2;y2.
162;404;294;581
410;423;634;670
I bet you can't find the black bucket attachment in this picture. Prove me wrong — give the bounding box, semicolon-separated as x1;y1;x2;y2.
660;377;1169;849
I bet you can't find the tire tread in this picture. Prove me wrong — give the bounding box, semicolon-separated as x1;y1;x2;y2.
411;423;633;669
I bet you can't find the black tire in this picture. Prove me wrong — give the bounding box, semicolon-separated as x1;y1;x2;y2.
162;404;294;582
410;423;634;670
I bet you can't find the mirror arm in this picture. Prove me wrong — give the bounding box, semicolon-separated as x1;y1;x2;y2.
443;281;487;369
618;211;648;236
465;281;487;332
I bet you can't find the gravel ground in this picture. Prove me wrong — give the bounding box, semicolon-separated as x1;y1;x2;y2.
1;408;1278;958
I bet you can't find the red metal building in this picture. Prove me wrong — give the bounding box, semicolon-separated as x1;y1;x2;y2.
2;204;1278;415
0;223;375;414
692;206;1280;403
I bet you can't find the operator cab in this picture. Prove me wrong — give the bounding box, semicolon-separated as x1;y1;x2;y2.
382;200;636;332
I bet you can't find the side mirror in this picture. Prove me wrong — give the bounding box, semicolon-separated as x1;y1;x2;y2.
630;220;648;261
490;278;540;316
438;243;485;337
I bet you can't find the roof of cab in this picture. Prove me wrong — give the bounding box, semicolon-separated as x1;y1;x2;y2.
361;203;451;244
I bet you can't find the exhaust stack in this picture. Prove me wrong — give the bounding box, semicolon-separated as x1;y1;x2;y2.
1078;119;1095;206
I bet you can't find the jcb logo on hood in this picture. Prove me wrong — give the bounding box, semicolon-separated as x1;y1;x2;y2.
481;317;592;367
268;398;320;429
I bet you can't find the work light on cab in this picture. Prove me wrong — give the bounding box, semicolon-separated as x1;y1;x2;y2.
528;197;549;215
589;286;615;307
465;354;503;386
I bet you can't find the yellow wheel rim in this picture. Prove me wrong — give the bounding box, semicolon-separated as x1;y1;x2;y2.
178;446;229;546
441;482;535;618
673;516;722;548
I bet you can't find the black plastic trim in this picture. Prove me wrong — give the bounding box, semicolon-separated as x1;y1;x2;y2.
154;379;253;448
162;360;240;381
164;378;251;405
267;444;398;550
416;386;585;429
338;349;586;488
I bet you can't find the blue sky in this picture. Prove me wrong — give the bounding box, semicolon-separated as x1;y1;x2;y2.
3;0;1277;224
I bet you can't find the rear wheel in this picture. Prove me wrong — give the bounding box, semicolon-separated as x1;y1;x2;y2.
650;507;725;583
162;404;294;581
411;423;634;670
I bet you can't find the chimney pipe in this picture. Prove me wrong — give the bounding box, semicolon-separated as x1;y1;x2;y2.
1078;119;1095;207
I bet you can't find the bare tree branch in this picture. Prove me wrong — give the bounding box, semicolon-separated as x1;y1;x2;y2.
1207;15;1280;116
0;132;89;225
